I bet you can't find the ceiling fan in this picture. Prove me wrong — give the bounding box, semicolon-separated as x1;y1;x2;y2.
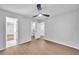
33;4;50;17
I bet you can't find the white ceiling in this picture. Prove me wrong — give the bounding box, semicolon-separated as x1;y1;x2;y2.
0;4;78;18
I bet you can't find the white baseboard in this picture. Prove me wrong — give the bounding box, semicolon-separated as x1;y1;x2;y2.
18;39;31;45
45;39;79;50
0;48;5;51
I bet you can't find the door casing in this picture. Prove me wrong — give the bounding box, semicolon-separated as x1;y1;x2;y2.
6;16;18;48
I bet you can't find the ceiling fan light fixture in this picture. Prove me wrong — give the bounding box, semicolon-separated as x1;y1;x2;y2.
38;13;42;17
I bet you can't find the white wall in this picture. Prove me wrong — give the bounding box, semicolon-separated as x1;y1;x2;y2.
18;17;31;44
77;9;79;48
45;9;79;49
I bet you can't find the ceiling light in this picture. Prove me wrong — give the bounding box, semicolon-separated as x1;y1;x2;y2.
38;14;42;17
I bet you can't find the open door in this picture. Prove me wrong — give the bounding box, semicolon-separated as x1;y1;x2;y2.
6;16;18;48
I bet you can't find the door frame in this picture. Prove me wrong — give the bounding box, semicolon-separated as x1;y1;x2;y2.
31;21;45;39
6;16;18;48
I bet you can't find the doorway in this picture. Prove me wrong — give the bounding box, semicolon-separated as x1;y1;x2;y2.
6;16;18;48
31;21;45;39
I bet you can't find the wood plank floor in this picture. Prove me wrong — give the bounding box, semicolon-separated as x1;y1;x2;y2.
0;39;79;55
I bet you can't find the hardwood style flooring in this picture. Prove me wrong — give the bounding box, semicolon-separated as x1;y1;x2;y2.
0;38;79;55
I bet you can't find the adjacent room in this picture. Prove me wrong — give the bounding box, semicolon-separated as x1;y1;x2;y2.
0;4;79;55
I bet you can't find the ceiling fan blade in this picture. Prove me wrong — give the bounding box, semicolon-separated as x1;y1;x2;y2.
37;4;42;10
42;14;50;17
33;14;38;17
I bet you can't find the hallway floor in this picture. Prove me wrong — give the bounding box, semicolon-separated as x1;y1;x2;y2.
0;39;79;55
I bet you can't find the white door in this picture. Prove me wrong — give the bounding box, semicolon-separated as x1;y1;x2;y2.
6;16;18;48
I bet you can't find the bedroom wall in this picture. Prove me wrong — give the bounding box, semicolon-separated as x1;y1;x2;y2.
0;9;31;50
45;9;79;49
